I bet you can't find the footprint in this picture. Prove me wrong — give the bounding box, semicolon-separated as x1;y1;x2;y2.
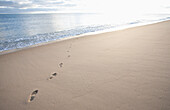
68;55;71;58
67;50;69;52
48;72;57;80
28;90;38;102
59;63;63;67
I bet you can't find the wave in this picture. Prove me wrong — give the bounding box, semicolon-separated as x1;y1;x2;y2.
0;24;115;51
0;17;170;52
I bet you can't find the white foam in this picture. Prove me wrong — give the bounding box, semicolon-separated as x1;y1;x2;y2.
0;16;170;52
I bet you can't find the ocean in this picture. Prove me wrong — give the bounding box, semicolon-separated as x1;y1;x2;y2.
0;13;170;52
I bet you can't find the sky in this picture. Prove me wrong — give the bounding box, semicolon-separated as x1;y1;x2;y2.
0;0;170;14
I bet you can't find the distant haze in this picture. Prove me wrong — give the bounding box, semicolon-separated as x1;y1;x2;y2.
0;0;170;14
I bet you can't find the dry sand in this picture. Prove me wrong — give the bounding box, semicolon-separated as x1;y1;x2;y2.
0;20;170;110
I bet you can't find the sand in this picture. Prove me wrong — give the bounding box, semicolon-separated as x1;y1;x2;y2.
0;20;170;110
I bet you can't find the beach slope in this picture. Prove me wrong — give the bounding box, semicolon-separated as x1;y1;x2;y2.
0;20;170;110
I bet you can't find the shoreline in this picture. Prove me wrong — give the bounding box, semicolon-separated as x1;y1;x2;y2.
1;19;169;56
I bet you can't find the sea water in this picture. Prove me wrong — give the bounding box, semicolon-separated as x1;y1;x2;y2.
0;13;170;52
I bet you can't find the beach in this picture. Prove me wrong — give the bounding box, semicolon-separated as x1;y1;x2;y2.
0;20;170;110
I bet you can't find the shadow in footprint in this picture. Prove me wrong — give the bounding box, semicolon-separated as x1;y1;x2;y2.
48;72;57;80
59;63;63;67
28;90;38;102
